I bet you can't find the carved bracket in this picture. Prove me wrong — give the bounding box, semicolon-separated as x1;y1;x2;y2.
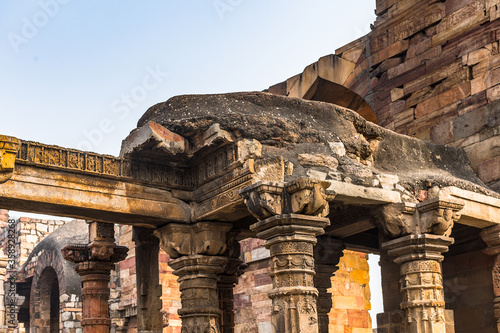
0;135;21;183
376;198;464;239
153;222;233;259
239;177;335;221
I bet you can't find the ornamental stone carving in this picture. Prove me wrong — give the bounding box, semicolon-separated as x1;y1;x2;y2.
154;222;233;333
240;177;333;333
0;136;20;184
382;234;453;333
377;198;463;239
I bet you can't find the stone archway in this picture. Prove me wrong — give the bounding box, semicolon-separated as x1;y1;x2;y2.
34;267;60;333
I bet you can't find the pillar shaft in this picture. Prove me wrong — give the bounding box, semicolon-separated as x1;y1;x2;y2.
62;222;128;333
314;237;344;333
252;214;329;333
240;178;333;333
154;222;233;333
382;234;453;333
133;227;163;333
480;225;500;333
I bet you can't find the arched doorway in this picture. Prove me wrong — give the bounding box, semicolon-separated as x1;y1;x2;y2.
35;267;60;333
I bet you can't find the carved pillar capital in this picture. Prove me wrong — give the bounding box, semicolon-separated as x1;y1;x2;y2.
240;177;332;333
480;225;500;332
382;234;453;333
0;135;20;184
377;198;463;239
154;222;233;333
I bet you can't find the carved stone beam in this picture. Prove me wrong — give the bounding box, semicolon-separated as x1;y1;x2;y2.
313;236;344;333
480;225;500;333
154;222;233;333
240;177;333;333
133;227;163;333
0;135;20;184
382;234;453;333
61;222;128;333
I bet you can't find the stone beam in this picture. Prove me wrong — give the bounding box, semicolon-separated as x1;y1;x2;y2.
0;165;191;226
440;186;500;228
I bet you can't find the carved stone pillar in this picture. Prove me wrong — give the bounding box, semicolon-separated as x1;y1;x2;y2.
133;227;163;333
217;231;245;333
313;236;344;333
480;225;500;333
240;178;334;333
154;222;233;333
378;198;463;333
62;222;128;333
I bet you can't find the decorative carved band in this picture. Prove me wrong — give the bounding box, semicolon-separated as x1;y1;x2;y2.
16;140;193;189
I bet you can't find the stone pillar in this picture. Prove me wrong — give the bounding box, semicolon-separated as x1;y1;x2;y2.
154;222;233;333
133;227;163;333
218;231;245;333
240;178;334;333
62;222;128;333
313;236;344;333
377;198;463;333
480;225;500;333
382;234;453;333
0;250;7;331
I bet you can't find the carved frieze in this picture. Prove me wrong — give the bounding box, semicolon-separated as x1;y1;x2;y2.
0;135;21;183
15;140;193;189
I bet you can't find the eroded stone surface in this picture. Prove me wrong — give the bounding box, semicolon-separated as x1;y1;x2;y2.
137;92;496;200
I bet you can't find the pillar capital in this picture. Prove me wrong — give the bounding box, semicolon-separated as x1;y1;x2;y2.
377;198;463;239
154;222;233;333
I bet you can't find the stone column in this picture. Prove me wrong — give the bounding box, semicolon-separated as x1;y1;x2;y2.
313;236;344;333
382;234;453;333
480;225;500;333
154;222;233;333
62;222;128;333
378;198;463;333
240;178;334;333
217;231;245;333
133;227;163;333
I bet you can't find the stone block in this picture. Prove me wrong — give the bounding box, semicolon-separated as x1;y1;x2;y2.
463;135;500;170
415;82;471;118
478;156;500;183
431;120;454;144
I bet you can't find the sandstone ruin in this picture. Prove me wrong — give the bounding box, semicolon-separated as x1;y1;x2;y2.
1;0;500;332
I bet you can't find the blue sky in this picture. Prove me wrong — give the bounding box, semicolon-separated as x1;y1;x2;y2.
1;0;375;155
1;0;382;322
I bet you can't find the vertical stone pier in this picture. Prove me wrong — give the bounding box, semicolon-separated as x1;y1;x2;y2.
154;222;233;333
62;222;128;333
240;178;334;333
480;225;500;333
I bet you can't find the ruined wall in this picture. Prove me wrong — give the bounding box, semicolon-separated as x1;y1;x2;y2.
365;0;500;192
269;0;500;192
